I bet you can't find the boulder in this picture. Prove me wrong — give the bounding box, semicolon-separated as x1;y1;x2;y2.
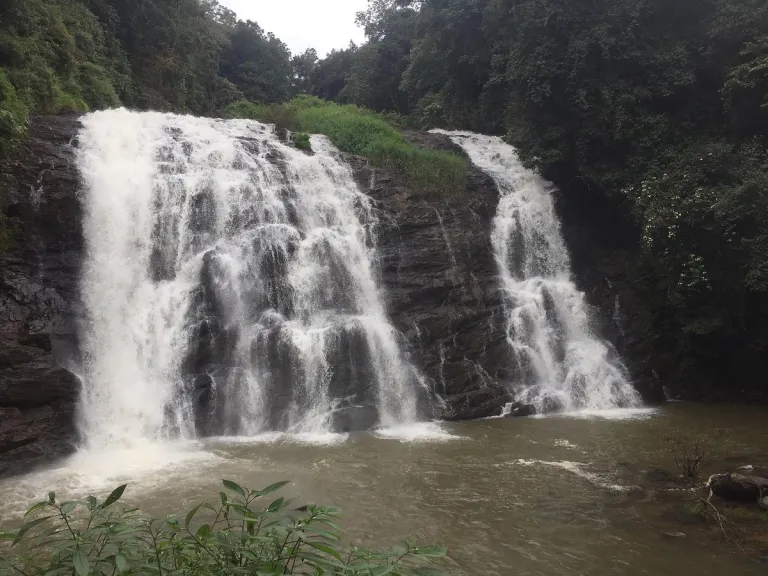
707;473;768;503
505;402;536;418
541;395;565;414
441;385;514;421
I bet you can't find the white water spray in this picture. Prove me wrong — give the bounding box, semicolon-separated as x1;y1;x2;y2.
77;109;425;450
434;131;640;412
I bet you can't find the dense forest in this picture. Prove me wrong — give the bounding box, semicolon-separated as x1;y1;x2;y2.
0;0;294;147
2;0;768;398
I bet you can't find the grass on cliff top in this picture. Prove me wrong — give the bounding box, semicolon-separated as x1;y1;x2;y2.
223;96;468;197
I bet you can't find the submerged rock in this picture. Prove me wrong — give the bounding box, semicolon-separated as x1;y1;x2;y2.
330;405;379;433
505;402;536;418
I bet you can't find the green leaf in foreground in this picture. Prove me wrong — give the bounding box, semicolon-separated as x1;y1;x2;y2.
222;479;246;497
260;480;290;496
102;484;127;508
72;550;89;576
115;553;128;573
184;502;204;527
24;501;49;517
305;541;342;561
1;480;450;575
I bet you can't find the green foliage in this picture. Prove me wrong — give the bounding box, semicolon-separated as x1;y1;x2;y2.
0;480;449;576
0;0;295;146
0;68;29;151
292;132;312;152
224;97;468;196
0;0;122;117
219;20;291;106
311;45;358;103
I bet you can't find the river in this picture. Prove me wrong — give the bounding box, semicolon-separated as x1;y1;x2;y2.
1;403;766;575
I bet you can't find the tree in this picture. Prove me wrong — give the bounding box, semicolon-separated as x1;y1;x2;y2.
342;1;418;112
219;20;292;103
291;48;319;96
310;44;357;102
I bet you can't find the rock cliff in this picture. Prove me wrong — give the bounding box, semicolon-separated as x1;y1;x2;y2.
0;115;82;478
0;116;654;478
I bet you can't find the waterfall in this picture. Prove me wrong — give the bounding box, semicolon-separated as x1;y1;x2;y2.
76;109;426;450
434;131;641;412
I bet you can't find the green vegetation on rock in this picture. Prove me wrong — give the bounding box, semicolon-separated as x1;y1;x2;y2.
291;131;312;152
225;97;468;196
0;480;448;576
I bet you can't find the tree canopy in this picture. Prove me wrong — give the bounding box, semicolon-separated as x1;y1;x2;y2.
0;0;292;149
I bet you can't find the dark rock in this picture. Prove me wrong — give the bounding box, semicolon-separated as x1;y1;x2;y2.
441;385;514;421
331;405;380;433
505;402;536;418
342;132;515;421
541;396;565;414
0;115;83;478
707;473;768;503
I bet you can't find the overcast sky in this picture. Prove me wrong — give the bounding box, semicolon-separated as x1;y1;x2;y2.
221;0;368;57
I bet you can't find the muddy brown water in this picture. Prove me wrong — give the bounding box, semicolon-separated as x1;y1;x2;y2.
1;404;766;575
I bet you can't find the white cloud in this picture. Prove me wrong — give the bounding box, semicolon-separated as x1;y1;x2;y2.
220;0;368;57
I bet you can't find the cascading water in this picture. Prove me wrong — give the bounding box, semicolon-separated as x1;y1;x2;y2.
433;131;641;412
76;109;426;450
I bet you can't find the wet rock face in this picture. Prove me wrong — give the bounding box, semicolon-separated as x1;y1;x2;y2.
342;131;514;421
0;115;83;477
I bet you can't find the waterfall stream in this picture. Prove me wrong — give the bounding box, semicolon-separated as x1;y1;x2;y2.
76;109;427;450
434;131;641;412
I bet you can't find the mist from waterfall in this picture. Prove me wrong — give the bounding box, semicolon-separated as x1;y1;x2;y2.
76;109;426;450
433;131;641;412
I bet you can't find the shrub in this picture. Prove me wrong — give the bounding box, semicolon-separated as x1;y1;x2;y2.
663;429;722;483
223;97;468;197
0;480;449;576
292;131;312;152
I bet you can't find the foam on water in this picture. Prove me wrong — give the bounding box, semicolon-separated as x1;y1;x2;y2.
0;442;220;520
537;407;658;421
374;422;464;442
207;432;349;446
514;459;629;492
